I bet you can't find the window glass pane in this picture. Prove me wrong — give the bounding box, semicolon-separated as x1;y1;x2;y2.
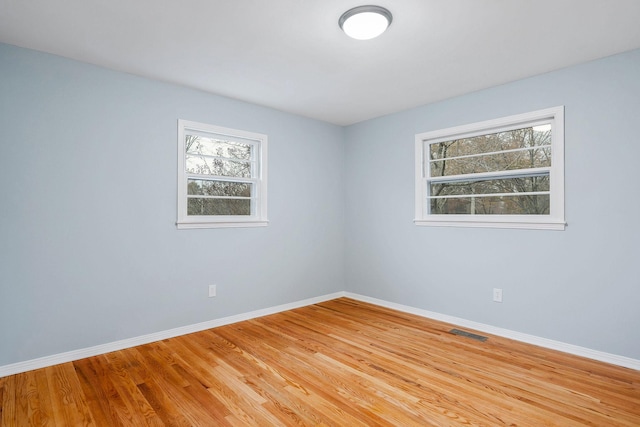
187;198;251;216
430;194;550;215
429;126;551;160
430;175;549;197
186;155;251;178
185;135;252;160
188;180;252;197
430;146;551;177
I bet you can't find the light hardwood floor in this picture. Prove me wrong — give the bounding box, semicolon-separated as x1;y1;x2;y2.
1;298;639;426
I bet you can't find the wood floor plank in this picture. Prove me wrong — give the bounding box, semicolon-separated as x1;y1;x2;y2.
44;364;95;427
0;375;16;427
73;356;128;427
102;351;165;427
0;376;4;427
2;297;640;426
127;345;220;427
12;374;29;426
22;370;49;426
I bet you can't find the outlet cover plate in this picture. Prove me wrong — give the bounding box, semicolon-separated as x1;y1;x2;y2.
493;288;503;303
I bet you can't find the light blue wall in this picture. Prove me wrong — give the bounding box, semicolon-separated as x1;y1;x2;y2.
0;44;345;366
344;49;640;359
2;43;639;367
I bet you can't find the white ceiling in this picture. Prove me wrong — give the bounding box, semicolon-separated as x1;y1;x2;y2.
2;1;640;125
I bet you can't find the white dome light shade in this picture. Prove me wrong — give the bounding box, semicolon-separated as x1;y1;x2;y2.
339;6;392;40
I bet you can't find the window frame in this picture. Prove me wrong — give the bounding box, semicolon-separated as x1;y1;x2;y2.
177;119;268;229
414;106;565;230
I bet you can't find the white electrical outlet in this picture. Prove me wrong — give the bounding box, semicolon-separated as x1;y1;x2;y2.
493;288;503;303
208;285;217;298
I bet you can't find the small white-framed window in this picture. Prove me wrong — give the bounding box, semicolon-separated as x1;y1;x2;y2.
177;120;268;229
415;106;565;230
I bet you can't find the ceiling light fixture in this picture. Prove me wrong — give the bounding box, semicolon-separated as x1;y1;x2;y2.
339;5;393;40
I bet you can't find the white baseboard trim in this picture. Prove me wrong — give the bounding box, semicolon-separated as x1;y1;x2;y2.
344;292;640;372
2;291;638;377
0;292;345;378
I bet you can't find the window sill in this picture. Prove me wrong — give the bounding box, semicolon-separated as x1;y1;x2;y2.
414;218;566;231
177;219;269;229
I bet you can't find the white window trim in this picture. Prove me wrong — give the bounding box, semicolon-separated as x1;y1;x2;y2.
414;107;565;230
177;120;268;229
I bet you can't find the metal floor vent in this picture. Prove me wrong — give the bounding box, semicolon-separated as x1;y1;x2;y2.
449;329;488;342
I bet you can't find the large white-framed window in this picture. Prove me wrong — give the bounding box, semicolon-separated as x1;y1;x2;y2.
415;106;565;230
177;120;268;229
